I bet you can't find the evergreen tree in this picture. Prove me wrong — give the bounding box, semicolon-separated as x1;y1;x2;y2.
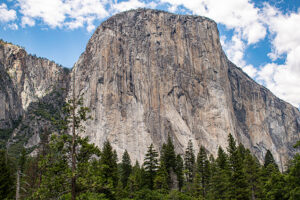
263;164;287;200
143;143;159;190
33;134;72;199
210;147;230;200
285;153;300;200
99;140;119;198
244;150;263;200
175;154;184;190
32;134;100;199
127;161;143;195
160;135;176;187
184;140;195;184
121;150;132;188
154;162;169;191
196;146;210;198
264;150;278;169
0;150;14;199
227;134;249;200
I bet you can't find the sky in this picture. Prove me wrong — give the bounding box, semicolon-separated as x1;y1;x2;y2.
0;0;300;109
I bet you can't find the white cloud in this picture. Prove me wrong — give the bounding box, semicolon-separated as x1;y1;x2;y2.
160;0;266;44
7;23;18;30
18;0;67;28
111;0;146;13
255;4;300;107
21;16;35;27
16;0;155;31
0;3;17;22
17;0;109;31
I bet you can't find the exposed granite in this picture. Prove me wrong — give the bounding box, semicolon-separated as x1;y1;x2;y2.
71;9;300;169
0;41;70;149
0;9;299;169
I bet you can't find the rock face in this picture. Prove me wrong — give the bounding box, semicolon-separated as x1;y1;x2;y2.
0;9;299;169
0;40;70;149
71;9;299;169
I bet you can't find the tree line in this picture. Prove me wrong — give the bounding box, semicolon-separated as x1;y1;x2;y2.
1;97;299;200
1;133;300;200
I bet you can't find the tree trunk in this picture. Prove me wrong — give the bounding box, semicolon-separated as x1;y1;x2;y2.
16;169;20;200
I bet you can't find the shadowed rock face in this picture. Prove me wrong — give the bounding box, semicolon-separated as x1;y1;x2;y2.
71;9;299;169
0;41;70;149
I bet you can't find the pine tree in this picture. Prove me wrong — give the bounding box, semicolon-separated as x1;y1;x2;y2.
33;134;72;199
227;134;249;200
184;140;195;184
244;150;263;200
100;140;119;188
0;150;14;199
121;150;132;188
264;150;278;169
285;153;300;200
196;146;210;198
175;154;184;191
160;135;176;187
263;164;287;200
127;161;143;195
210;147;230;199
154;162;169;191
143;144;159;190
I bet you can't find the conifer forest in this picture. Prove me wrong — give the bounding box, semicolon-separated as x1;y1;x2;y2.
1;98;300;200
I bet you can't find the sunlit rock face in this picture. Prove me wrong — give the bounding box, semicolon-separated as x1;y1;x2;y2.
0;9;299;169
71;9;300;169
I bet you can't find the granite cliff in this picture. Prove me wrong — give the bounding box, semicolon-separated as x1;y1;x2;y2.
0;40;69;151
0;9;299;169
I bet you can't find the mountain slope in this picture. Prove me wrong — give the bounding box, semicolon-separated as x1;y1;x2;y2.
0;40;70;150
0;9;299;169
71;9;299;169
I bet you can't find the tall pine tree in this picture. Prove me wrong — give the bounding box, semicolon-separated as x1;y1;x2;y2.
196;146;210;198
121;150;132;188
143;144;159;190
160;135;176;188
227;134;249;200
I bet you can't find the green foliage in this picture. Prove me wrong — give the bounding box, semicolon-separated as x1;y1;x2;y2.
196;146;210;198
0;150;14;199
121;150;132;188
2;100;300;200
264;150;278;169
227;134;249;200
154;163;169;191
184;140;195;184
284;153;300;200
210;147;230;199
175;155;184;190
144;143;159;190
160;135;177;188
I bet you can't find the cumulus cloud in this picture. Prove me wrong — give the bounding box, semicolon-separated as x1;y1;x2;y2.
17;0;109;31
7;23;18;30
111;0;146;13
254;4;300;107
0;3;17;22
160;0;266;44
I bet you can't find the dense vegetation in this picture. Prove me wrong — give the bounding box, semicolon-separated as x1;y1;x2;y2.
1;97;299;200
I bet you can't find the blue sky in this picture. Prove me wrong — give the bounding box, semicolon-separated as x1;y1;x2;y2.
0;0;300;108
